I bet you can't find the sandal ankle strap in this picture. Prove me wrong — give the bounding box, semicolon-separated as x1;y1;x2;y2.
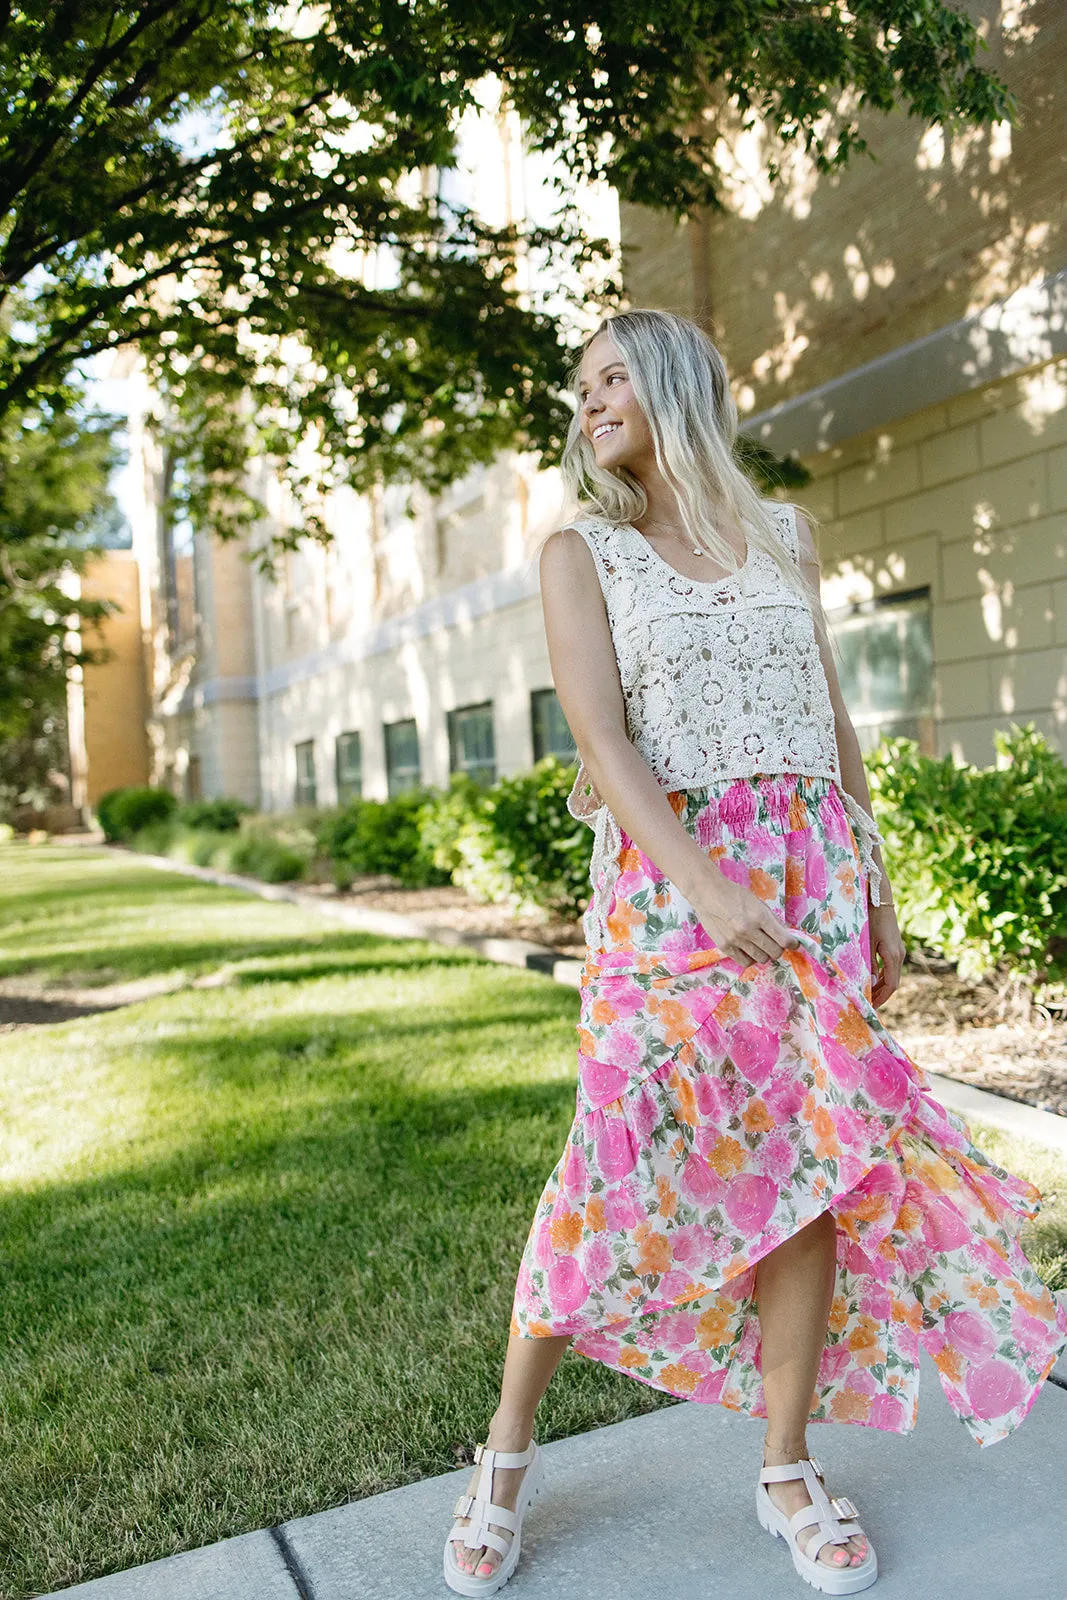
473;1440;536;1471
759;1454;824;1485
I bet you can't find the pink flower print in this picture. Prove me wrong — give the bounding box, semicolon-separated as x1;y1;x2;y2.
920;1197;972;1254
747;823;779;864
755;977;791;1031
807;847;828;900
694;1072;730;1119
818;1345;852;1385
1010;1307;1052;1358
515;1259;533;1304
535;1221;555;1268
562;1142;590;1198
721;779;758;830
604;1025;643;1068
680;1154;727;1207
613;869;645;899
723;1173;778;1238
603;978;648;1018
970;1237;1013;1281
602;1182;644;1231
629;1084;661;1144
943;1310;997;1363
819;793;849;847
757;1132;795;1186
964;1358;1027;1421
869;1393;906;1431
595;1118;639;1181
846;1368;879;1395
659;1311;700;1352
860;1282;892;1320
661;925;699;960
763;1074;806;1122
671;1222;718;1268
821;1036;862;1092
729;1022;782;1087
580;1054;630;1109
583;1236;614;1287
548;1256;590;1316
835;939;865;982
837;1153;865;1190
717;854;749;890
574;1329;619;1361
694;803;721;849
659;1269;692;1302
693;1368;729;1403
862;1044;910;1114
695;1016;730;1065
833;1106;869;1147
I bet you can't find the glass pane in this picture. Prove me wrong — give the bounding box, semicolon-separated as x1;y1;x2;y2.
384;719;421;796
828;592;933;751
294;740;317;807
531;688;577;763
335;731;362;805
449;704;496;785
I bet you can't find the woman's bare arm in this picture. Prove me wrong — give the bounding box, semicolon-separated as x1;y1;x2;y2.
538;527;725;904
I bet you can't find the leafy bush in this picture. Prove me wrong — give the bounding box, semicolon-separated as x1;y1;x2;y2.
225;830;306;883
96;785;178;842
865;721;1065;992
442;757;589;917
176;797;251;833
315;789;450;887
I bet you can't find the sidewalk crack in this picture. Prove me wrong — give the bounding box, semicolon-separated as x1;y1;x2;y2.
270;1524;316;1600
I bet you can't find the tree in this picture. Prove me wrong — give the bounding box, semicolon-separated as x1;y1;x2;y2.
0;400;122;817
0;1;1014;555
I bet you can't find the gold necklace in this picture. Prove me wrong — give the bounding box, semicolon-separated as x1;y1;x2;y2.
639;516;705;557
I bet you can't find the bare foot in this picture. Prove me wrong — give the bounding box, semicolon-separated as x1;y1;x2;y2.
450;1420;534;1581
762;1446;870;1571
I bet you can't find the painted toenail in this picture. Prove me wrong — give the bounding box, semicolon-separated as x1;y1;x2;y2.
477;1563;494;1575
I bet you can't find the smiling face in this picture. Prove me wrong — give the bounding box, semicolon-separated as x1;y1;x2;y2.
577;331;656;478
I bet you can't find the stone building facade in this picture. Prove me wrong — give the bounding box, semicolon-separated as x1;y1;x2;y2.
83;4;1064;813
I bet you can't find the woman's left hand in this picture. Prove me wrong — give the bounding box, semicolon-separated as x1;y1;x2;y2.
868;900;906;1008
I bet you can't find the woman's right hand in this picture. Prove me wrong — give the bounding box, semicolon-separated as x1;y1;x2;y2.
687;864;805;969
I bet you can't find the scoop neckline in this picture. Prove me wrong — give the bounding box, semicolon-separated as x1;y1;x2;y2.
621;519;756;590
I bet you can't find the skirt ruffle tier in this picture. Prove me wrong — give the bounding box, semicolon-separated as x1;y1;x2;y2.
510;772;1067;1447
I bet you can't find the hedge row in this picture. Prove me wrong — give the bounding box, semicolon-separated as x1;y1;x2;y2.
99;723;1065;994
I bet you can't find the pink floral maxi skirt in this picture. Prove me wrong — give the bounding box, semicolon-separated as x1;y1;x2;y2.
510;773;1067;1446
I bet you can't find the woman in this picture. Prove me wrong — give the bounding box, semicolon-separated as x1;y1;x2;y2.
442;310;1066;1597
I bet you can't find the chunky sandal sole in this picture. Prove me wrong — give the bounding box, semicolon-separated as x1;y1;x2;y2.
757;1456;878;1596
443;1440;544;1597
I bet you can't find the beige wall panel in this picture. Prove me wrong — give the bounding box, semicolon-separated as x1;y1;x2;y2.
934;658;996;722
79;552;151;802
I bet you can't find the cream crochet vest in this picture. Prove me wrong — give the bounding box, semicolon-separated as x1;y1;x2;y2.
562;500;886;946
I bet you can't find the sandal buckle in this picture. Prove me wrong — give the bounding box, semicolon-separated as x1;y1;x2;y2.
453;1493;473;1517
832;1496;857;1520
806;1455;823;1477
473;1443;485;1464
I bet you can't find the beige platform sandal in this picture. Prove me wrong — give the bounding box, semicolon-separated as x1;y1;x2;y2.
443;1438;544;1596
757;1455;878;1594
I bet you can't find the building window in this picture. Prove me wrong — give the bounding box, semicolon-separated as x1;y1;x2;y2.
531;688;578;764
294;739;317;807
184;754;202;803
335;731;362;806
825;586;936;755
384;717;421;796
447;702;496;786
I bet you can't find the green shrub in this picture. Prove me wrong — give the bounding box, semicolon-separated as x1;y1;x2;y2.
176;798;251;833
315;790;450;887
225;830;306;883
128;818;180;856
415;772;490;878
96;786;178;842
444;757;589;917
865;721;1065;992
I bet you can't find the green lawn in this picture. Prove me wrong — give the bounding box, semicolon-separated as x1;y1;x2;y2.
0;842;1063;1598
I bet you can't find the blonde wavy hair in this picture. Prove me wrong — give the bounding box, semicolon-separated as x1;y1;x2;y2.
534;309;837;655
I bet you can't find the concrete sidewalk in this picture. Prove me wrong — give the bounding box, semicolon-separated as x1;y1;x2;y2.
50;1348;1066;1600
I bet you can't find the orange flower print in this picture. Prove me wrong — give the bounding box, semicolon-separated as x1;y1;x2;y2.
715;992;743;1026
635;1225;673;1277
788;791;809;831
831;1389;872;1422
748;866;777;901
618;1346;650;1369
648;995;697;1047
742;1099;776;1134
934;1346;963;1383
785;855;805;898
606;899;645;942
696;1306;732;1349
828;1296;850;1333
667;791;687;817
833;1003;871;1054
782;946;819;999
528;1320;554;1338
591;997;616;1026
657;1174;679;1220
813;1104;840;1160
550;1210;584;1252
709;1135;746;1177
586;1194;607;1232
658;1363;701;1394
